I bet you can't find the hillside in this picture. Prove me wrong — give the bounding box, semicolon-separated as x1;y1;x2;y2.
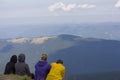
0;34;120;75
49;37;120;75
64;71;120;80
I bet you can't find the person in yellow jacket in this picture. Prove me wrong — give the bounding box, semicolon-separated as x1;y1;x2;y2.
46;59;65;80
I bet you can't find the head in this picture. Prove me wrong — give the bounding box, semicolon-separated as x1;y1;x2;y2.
10;55;17;63
56;59;63;64
41;53;47;61
18;53;25;62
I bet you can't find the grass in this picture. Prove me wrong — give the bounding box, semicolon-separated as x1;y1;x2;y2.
0;74;32;80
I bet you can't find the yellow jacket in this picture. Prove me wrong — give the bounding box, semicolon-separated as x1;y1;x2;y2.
46;62;65;80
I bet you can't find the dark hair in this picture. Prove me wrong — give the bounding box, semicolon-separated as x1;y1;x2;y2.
56;59;63;64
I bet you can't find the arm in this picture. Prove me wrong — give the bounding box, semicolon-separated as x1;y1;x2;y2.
4;63;8;74
25;64;31;76
61;67;65;78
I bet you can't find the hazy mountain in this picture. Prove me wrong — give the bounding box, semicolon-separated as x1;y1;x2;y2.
49;37;120;75
0;34;120;76
0;22;120;40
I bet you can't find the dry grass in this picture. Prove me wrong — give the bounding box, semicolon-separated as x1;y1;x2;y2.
0;74;32;80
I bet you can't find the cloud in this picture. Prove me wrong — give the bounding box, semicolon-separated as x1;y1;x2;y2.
115;0;120;8
48;2;76;12
78;4;96;8
48;2;96;12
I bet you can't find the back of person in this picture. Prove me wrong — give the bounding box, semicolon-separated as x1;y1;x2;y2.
15;62;30;76
46;60;65;80
4;55;17;74
35;54;51;80
15;53;30;76
4;62;15;74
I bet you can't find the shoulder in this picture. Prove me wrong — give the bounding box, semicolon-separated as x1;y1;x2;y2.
6;62;10;65
62;65;65;69
51;62;56;65
59;64;65;70
62;65;65;70
25;63;29;66
45;62;51;67
5;62;12;67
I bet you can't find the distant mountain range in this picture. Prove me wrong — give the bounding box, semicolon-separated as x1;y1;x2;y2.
0;22;120;40
0;34;120;76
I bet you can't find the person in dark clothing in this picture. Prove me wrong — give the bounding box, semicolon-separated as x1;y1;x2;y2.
35;53;51;80
4;55;17;74
30;73;35;79
15;53;30;76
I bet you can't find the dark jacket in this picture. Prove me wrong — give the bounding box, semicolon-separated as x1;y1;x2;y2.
35;61;51;80
15;54;30;76
4;55;17;74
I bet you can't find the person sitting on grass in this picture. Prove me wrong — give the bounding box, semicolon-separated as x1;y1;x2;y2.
4;55;17;74
46;59;66;80
35;53;51;80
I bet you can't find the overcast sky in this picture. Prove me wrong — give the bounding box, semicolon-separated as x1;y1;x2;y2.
0;0;120;26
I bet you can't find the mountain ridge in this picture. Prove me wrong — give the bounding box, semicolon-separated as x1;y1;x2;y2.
0;34;120;75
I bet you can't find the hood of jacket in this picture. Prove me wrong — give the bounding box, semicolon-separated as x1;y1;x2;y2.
18;53;25;63
37;61;48;67
10;55;17;63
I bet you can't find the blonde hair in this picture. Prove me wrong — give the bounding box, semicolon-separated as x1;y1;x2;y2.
41;53;47;61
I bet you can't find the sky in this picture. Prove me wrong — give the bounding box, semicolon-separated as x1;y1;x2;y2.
0;0;120;25
0;0;120;39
